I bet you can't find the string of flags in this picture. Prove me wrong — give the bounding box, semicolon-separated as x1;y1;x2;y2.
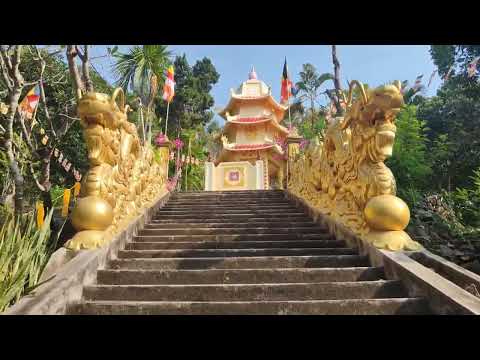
16;84;84;183
35;181;82;228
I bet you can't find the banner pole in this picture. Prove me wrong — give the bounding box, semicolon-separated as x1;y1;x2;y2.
164;100;170;136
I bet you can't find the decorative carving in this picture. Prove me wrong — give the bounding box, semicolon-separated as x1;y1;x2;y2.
288;80;421;251
66;88;170;250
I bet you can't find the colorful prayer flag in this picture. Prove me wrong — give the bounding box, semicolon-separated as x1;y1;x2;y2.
62;189;71;217
73;182;81;197
19;84;41;120
36;201;44;228
162;66;175;103
467;57;480;78
280;58;293;103
427;70;437;88
412;75;423;90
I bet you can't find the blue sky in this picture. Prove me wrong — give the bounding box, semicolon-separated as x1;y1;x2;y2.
90;45;441;125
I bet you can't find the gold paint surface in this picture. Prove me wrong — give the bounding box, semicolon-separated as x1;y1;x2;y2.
71;196;113;231
287;81;421;251
364;195;410;231
68;89;169;249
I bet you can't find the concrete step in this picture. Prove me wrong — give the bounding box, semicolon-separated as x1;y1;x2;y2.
163;202;294;208
96;267;385;285
166;201;292;206
133;233;333;242
82;280;407;302
68;298;431;315
157;207;306;216
109;255;370;270
153;214;308;220
117;248;358;259
151;216;310;222
144;221;321;229
125;240;346;250
170;195;287;201
137;227;329;236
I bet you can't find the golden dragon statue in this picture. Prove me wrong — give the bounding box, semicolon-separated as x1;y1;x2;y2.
288;80;422;251
66;88;170;250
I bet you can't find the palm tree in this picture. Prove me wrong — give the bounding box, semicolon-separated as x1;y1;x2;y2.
295;63;334;129
113;45;172;142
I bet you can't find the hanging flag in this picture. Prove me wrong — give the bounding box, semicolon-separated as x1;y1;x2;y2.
412;75;423;90
181;154;186;163
19;84;41;120
62;189;71;217
74;169;82;182
54;148;59;157
41;135;49;145
280;58;293;103
0;102;8;115
73;182;81;197
162;66;175;103
427;70;437;88
467;57;480;78
169;152;174;160
65;162;72;172
58;153;63;163
62;158;68;169
36;201;45;228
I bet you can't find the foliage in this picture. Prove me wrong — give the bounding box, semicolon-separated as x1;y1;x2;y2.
386;105;432;207
0;209;61;312
154;54;220;139
113;45;172;106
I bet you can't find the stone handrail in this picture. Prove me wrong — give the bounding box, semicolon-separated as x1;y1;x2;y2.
287;80;421;251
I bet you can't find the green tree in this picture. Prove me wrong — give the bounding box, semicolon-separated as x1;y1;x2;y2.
154;54;220;139
295;63;333;129
386;105;432;207
113;45;172;140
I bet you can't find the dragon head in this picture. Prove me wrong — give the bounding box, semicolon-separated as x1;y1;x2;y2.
344;81;404;162
77;88;127;130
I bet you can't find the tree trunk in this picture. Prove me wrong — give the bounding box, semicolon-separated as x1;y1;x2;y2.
66;45;84;98
5;91;24;215
331;45;344;116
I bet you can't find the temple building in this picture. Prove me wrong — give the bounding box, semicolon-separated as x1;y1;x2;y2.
205;68;290;191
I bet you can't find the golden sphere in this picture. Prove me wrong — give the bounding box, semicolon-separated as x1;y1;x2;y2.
71;196;114;231
364;195;410;231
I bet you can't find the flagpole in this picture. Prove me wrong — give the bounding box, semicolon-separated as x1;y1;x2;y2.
164;100;170;136
139;101;146;145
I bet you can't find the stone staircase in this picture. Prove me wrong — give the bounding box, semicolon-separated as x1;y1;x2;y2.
67;190;431;315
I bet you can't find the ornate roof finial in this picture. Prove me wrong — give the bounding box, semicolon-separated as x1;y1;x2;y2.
249;66;257;80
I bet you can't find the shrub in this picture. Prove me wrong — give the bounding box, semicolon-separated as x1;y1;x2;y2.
0;209;61;312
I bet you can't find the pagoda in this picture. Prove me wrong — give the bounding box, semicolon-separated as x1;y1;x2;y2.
205;68;290;191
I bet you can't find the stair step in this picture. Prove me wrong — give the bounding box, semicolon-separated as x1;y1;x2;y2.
166;201;292;206
162;204;296;209
145;222;321;229
82;280;407;302
151;216;311;223
125;240;346;250
133;233;333;242
156;211;306;216
117;248;358;259
96;267;386;285
109;255;370;270
68;298;431;315
153;214;308;220
138;227;329;236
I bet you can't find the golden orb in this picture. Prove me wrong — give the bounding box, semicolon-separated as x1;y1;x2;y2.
71;196;114;231
364;194;410;231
